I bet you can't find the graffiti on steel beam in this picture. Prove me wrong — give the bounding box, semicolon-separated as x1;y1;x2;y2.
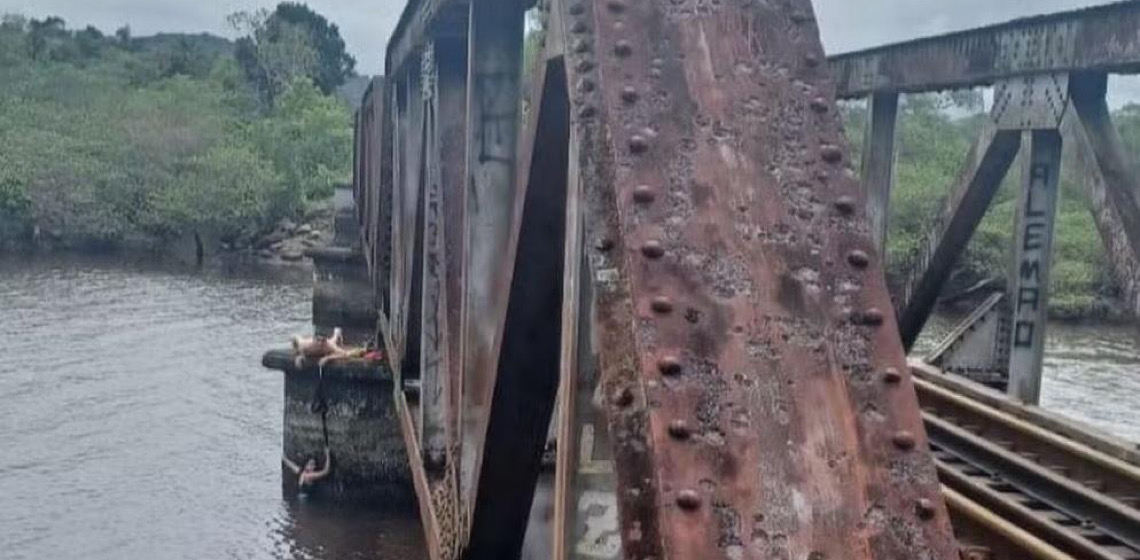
474;72;520;167
574;491;620;559
1008;131;1063;404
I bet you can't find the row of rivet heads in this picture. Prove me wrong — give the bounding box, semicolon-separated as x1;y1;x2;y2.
577;2;937;522
563;0;670;540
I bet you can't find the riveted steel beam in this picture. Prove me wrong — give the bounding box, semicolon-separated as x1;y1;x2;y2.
385;0;470;80
550;0;960;557
830;1;1140;98
353;108;365;248
925;293;1011;387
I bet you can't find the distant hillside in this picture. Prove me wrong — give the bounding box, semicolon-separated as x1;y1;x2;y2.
131;33;234;57
0;16;353;254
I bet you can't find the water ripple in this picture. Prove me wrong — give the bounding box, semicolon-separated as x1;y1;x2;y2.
0;254;424;560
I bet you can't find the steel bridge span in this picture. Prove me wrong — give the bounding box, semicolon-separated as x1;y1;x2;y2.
346;1;1140;558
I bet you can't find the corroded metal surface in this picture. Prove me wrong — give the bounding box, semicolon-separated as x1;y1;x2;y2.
457;0;526;532
466;49;570;558
829;1;1140;98
351;1;1140;558
1006;130;1063;405
552;0;958;557
385;0;470;84
925;293;1010;387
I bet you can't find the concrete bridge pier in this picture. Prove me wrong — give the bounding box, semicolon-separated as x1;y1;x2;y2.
262;186;412;506
262;350;412;506
309;187;378;345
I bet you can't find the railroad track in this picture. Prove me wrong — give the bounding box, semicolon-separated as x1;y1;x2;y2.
913;369;1140;560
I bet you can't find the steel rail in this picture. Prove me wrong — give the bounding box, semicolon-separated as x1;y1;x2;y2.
942;485;1076;560
911;362;1140;467
934;452;1127;560
924;411;1140;559
916;377;1140;505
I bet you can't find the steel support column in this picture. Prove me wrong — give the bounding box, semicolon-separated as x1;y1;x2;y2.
861;92;900;255
1007;130;1063;405
458;0;525;527
465;54;570;560
369;77;394;321
421;36;468;470
1070;72;1140;316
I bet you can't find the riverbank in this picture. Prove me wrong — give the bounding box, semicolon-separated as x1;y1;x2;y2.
1;198;337;267
932;282;1135;324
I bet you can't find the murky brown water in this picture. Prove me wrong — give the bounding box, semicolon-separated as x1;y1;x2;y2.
916;315;1140;443
2;255;1139;559
0;254;425;560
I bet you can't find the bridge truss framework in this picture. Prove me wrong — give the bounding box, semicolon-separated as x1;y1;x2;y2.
351;1;1140;559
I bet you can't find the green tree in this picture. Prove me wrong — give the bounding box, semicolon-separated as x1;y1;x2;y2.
27;16;68;61
74;26;105;59
249;77;352;204
0;11;352;253
230;3;355;106
231;9;317;105
150;143;281;239
114;25;131;46
844;92;1114;316
272;3;355;94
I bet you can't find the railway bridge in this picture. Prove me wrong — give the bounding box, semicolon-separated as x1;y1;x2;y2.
342;0;1140;558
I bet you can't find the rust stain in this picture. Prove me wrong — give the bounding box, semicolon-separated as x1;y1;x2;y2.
557;0;959;557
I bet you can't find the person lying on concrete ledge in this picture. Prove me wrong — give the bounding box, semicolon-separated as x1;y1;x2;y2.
283;446;332;495
291;327;368;368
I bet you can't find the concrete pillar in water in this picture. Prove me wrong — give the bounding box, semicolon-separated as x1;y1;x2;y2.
263;351;412;506
1007;130;1063;405
262;186;412;506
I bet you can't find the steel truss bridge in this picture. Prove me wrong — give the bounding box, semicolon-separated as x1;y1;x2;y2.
349;1;1140;558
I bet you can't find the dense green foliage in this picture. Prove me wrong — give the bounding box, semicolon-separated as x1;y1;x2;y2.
0;10;352;250
230;3;356;106
844;94;1136;317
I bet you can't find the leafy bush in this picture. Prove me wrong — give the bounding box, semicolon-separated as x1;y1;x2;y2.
148;143;282;240
248;77;352;203
0;13;352;250
845;93;1122;316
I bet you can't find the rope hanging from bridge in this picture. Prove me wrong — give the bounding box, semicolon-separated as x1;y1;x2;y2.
311;363;330;447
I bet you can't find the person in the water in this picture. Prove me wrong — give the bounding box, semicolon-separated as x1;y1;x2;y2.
282;447;332;494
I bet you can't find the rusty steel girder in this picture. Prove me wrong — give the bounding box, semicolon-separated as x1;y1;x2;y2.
549;0;959;557
364;0;966;557
829;0;1140;98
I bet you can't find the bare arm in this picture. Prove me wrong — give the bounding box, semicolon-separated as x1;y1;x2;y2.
318;351;341;368
312;447;332;479
282;454;301;474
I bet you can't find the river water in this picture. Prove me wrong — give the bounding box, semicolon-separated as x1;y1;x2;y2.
1;255;1138;560
0;254;424;560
